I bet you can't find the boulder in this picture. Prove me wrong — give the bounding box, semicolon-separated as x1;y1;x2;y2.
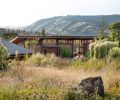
76;77;104;98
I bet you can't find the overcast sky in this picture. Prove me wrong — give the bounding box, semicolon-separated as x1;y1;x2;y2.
0;0;120;26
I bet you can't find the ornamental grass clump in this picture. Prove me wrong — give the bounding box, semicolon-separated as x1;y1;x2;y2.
89;41;118;59
89;42;96;58
108;47;120;59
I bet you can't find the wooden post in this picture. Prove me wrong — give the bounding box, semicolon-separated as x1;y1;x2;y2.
86;40;88;53
82;40;87;55
81;40;84;55
56;39;59;56
39;39;43;53
71;40;74;58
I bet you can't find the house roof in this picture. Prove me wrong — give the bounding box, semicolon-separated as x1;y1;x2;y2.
0;39;32;56
10;35;95;44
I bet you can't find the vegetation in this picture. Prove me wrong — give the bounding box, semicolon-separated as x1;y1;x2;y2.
0;55;119;99
108;47;120;59
25;53;70;68
0;22;120;99
97;17;106;40
89;42;97;58
109;22;120;42
60;48;72;58
0;27;27;40
36;28;46;36
89;41;118;59
0;44;8;70
1;32;17;40
25;15;120;36
41;28;45;36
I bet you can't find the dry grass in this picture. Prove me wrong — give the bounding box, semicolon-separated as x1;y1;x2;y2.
0;64;120;94
0;56;120;99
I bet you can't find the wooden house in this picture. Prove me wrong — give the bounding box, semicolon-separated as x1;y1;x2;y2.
11;35;95;57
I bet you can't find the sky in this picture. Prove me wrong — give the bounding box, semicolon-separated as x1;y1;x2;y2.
0;0;120;27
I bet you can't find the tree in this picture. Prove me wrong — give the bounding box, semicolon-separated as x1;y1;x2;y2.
41;28;45;36
0;44;8;70
25;39;38;53
109;22;120;47
36;28;45;36
97;17;106;40
109;22;120;42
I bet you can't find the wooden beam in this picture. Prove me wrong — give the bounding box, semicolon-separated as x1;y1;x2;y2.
71;40;74;58
56;39;59;56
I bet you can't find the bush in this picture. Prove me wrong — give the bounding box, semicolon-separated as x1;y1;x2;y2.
27;53;53;66
89;41;118;59
0;44;8;70
60;48;72;58
108;47;120;59
25;53;70;68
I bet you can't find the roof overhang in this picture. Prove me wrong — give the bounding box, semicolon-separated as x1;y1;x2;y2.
11;35;95;44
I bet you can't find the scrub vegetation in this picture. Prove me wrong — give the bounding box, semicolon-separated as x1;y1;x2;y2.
0;22;120;100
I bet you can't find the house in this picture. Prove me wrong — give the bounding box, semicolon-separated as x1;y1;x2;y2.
0;38;32;59
11;35;95;57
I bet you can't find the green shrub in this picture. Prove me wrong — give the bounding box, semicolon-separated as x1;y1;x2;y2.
60;48;72;58
108;47;120;59
0;44;8;70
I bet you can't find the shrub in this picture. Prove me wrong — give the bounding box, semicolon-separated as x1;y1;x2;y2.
89;41;118;59
108;47;120;59
27;53;50;66
0;44;8;70
60;48;72;58
25;53;70;68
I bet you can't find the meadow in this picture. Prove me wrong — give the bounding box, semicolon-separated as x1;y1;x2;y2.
0;53;120;100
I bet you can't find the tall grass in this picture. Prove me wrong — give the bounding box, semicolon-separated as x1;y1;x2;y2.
0;52;119;99
89;41;118;59
0;65;120;100
89;42;97;58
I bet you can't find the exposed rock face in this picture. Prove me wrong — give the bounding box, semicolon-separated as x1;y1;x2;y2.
77;77;104;98
25;15;120;36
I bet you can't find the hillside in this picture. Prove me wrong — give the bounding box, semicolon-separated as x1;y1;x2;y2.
25;15;120;36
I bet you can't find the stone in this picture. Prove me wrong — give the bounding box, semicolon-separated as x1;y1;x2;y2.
77;77;104;98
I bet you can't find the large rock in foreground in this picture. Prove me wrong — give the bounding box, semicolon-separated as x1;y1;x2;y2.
77;77;104;98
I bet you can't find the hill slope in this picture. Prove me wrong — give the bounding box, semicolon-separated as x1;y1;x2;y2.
25;15;120;36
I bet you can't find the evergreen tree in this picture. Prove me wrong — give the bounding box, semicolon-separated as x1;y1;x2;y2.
97;17;106;40
41;28;45;36
0;44;8;70
109;22;120;47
